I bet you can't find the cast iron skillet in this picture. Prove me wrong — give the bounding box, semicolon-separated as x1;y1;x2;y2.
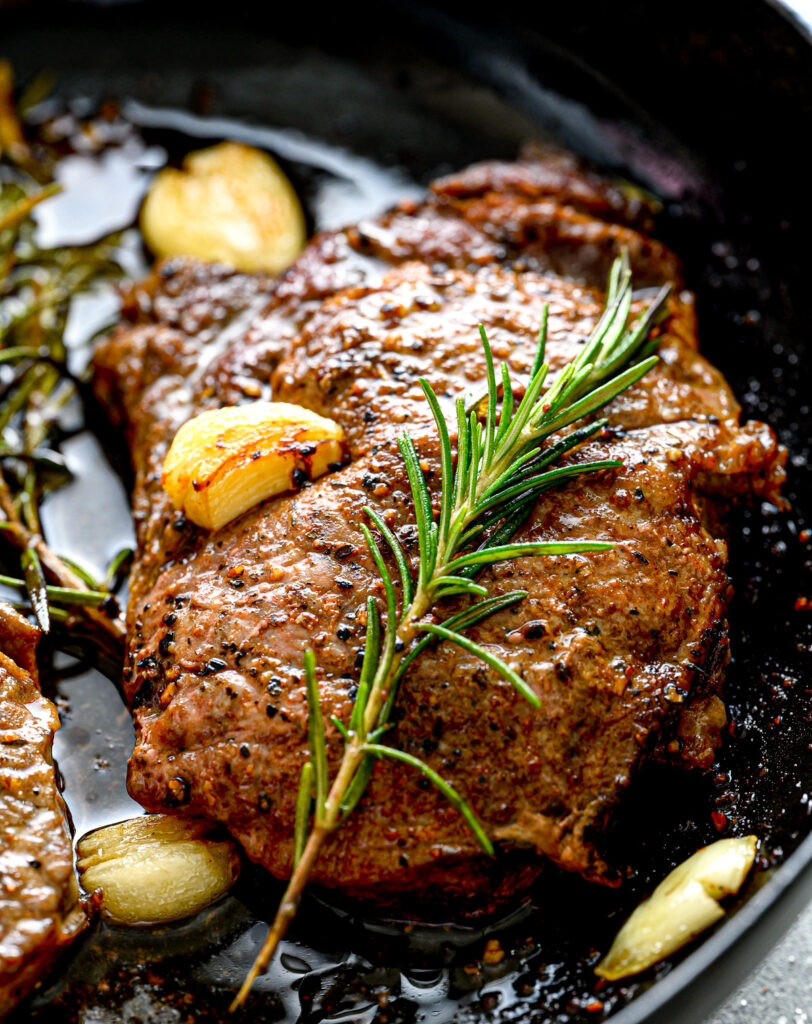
3;2;812;1022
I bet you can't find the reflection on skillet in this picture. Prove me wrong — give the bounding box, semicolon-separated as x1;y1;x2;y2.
0;42;810;1024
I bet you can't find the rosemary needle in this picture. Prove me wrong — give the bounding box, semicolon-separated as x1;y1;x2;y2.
232;254;671;1008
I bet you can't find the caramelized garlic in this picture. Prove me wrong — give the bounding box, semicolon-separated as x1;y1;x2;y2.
162;401;344;531
140;141;306;273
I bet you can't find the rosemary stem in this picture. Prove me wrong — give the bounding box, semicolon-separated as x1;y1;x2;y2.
229;822;330;1012
360;600;425;737
233;598;432;1010
0;466;126;644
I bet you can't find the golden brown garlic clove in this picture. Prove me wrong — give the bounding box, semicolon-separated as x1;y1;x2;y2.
140;141;306;273
161;401;345;531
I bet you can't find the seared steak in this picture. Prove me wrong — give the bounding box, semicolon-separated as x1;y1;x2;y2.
0;603;84;1015
93;148;785;904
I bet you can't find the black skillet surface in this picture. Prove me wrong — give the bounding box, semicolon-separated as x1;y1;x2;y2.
2;1;812;1022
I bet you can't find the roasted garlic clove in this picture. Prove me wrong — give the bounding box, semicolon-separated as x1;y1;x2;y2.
596;835;758;981
140;141;306;273
76;814;240;926
162;401;345;531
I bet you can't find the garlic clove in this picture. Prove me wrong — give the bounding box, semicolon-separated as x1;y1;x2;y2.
140;141;306;274
595;835;758;981
76;814;240;926
161;401;344;531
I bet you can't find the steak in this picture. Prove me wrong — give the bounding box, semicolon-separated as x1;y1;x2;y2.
0;603;84;1015
93;147;785;905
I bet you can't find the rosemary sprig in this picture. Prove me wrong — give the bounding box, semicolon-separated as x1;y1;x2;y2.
0;71;128;656
232;255;670;1007
0;570;114;606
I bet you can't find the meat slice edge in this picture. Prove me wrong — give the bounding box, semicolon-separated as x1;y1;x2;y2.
0;603;85;1016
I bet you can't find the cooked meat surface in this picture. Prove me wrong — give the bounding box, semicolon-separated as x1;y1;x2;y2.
0;603;84;1015
93;147;785;904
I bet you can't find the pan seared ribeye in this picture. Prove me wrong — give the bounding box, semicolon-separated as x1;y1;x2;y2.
93;149;785;904
0;603;84;1015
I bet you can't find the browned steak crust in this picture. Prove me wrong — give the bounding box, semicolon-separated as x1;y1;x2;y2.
93;148;785;904
0;604;84;1016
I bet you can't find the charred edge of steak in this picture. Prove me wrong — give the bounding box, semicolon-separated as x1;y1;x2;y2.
0;604;86;1017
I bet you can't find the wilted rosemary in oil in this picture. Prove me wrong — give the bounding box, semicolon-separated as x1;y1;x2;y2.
0;63;129;658
233;255;670;1006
